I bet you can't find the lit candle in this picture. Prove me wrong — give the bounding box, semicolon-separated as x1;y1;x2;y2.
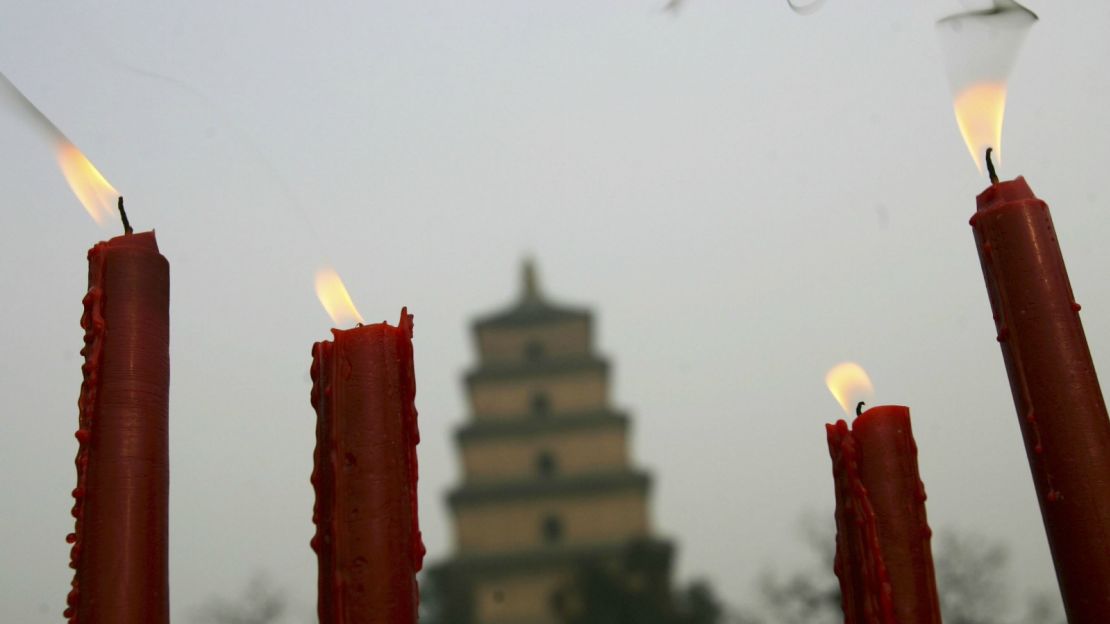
311;269;424;623
0;71;172;624
939;7;1110;617
825;363;940;624
970;157;1110;621
68;197;170;624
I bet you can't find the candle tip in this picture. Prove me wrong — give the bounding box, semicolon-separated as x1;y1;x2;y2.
985;148;1000;185
117;196;133;235
856;401;866;417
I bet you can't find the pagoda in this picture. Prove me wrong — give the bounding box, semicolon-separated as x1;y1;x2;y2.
428;261;672;624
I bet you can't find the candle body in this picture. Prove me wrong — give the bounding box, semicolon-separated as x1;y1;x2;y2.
827;406;940;624
972;177;1110;622
68;231;170;624
310;309;424;624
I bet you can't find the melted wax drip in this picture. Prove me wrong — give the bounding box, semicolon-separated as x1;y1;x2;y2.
972;212;1060;502
310;308;424;623
309;340;339;618
66;242;109;623
398;310;427;573
827;420;898;624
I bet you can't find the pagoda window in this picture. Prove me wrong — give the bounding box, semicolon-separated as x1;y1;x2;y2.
531;392;550;417
525;340;545;361
536;451;557;477
541;514;564;544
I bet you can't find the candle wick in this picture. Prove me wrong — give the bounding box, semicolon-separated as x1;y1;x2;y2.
117;197;133;235
985;148;999;185
856;401;865;417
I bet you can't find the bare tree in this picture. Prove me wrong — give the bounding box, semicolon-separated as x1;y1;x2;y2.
752;514;840;624
551;539;720;624
934;531;1009;624
1016;593;1066;624
740;514;1065;624
934;530;1065;624
191;574;290;624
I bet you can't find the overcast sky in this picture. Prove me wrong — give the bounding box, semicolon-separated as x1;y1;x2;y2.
2;1;1107;622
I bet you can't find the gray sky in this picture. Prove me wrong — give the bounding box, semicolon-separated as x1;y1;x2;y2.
2;1;1106;621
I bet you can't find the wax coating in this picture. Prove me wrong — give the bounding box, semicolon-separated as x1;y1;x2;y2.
827;406;940;624
972;177;1110;622
68;231;170;624
310;309;424;624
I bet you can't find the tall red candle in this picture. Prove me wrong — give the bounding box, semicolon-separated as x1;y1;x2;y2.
310;308;424;623
67;229;170;624
971;175;1110;621
827;406;940;624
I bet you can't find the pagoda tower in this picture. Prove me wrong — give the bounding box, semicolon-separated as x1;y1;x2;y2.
429;261;672;624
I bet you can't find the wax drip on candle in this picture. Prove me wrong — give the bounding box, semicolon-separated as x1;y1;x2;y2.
117;196;133;235
68;243;109;622
827;420;897;623
985;148;1000;185
970;181;1057;501
398;309;426;572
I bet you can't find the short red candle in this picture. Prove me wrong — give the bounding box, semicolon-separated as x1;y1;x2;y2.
972;176;1110;621
68;230;170;624
310;308;424;623
827;406;940;624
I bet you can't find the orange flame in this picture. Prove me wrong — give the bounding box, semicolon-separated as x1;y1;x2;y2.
315;268;364;326
57;142;119;225
825;362;875;418
0;71;121;224
953;82;1007;174
936;1;1036;175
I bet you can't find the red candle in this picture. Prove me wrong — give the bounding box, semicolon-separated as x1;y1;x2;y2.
67;226;170;624
971;173;1110;621
310;308;424;623
827;405;941;624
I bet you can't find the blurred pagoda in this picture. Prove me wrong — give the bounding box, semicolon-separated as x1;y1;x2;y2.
426;261;674;624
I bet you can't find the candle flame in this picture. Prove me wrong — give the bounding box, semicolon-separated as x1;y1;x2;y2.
315;268;364;327
825;362;875;418
57;142;119;225
953;82;1007;175
936;1;1036;175
0;71;121;225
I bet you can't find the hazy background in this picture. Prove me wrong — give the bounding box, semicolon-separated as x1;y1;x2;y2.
2;1;1106;621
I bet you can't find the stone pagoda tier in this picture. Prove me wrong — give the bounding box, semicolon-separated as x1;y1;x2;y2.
429;261;672;624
